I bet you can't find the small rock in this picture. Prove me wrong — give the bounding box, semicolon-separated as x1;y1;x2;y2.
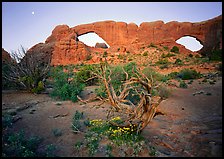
12;115;22;123
7;109;17;116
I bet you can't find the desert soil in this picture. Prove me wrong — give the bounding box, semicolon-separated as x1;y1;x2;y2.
2;76;222;157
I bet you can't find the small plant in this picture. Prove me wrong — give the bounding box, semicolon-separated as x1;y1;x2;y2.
143;51;148;56
74;141;83;150
208;49;222;61
177;68;201;80
45;144;57;157
163;46;169;50
159;64;169;69
161;52;176;58
2;130;43;157
188;54;193;57
52;128;63;137
73;110;84;120
2;114;13;128
174;58;184;65
72;110;84;133
155;58;170;65
86;54;92;61
105;144;113;157
103;51;108;57
148;42;157;48
170;46;179;53
179;80;188;88
149;146;157;156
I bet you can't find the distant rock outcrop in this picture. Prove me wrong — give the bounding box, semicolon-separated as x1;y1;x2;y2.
2;48;12;63
26;15;222;65
95;42;108;49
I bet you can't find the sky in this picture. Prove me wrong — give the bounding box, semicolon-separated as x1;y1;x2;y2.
2;2;222;54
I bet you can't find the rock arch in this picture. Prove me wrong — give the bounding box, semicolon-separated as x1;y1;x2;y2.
31;15;222;65
176;35;203;52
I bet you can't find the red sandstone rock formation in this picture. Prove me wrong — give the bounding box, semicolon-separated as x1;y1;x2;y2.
95;42;108;49
27;15;222;65
2;48;13;63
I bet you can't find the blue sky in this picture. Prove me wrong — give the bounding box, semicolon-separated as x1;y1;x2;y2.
2;2;222;53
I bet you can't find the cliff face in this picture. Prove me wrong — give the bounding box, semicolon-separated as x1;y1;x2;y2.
2;48;13;63
28;15;222;65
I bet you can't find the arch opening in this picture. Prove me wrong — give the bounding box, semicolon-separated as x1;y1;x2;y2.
77;32;110;48
176;36;203;52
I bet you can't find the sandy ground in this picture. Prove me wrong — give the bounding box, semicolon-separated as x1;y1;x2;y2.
2;76;222;157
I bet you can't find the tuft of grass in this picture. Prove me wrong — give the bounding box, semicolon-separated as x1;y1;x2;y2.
170;46;179;53
179;80;188;88
177;69;202;80
143;51;148;56
52;128;63;137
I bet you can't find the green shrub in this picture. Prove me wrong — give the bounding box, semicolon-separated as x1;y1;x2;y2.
52;128;63;137
170;46;179;53
174;58;184;65
31;81;44;94
2;114;13;129
76;64;99;86
148;43;157;48
208;49;222;61
157;85;170;99
103;51;108;57
155;58;170;65
143;51;148;56
188;54;193;58
86;54;92;61
177;69;201;80
161;52;176;58
142;67;168;82
163;46;169;50
2;130;42;157
49;66;85;102
159;64;169;69
179;80;188;88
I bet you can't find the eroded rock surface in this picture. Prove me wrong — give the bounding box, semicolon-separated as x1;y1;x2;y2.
26;15;222;65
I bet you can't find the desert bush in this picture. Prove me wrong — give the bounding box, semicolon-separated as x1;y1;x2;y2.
52;128;63;137
74;116;147;157
167;69;201;80
179;80;188;88
2;130;41;157
170;46;179;53
2;46;51;92
142;67;168;82
174;58;184;65
163;46;169;50
148;42;157;48
159;64;169;69
161;52;176;58
49;66;85;102
177;68;202;80
86;54;92;61
103;51;108;57
76;64;99;86
155;58;170;65
208;49;222;61
188;54;193;57
143;51;148;56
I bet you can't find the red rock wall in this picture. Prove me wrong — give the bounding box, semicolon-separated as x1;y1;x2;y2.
29;15;222;66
